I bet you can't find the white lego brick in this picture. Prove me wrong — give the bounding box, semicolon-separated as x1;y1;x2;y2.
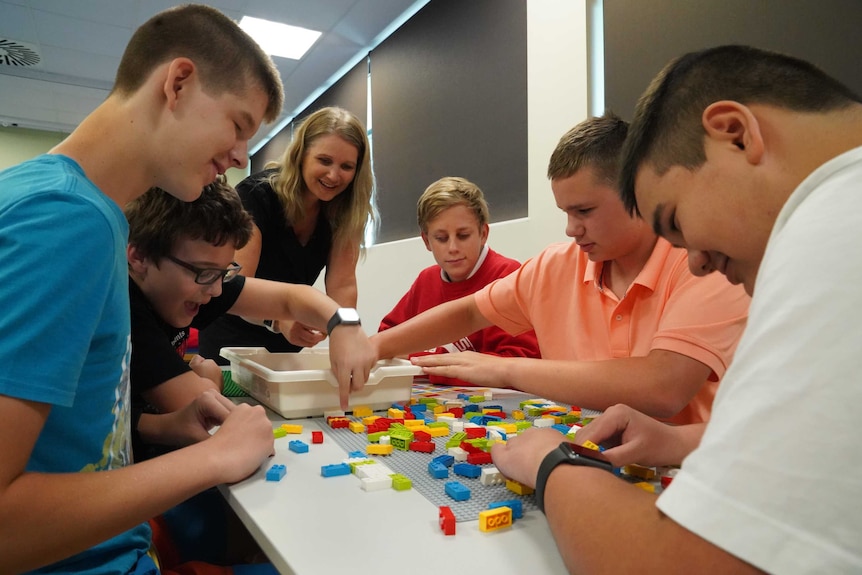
480;466;504;486
361;476;392;491
532;418;554;428
448;446;468;462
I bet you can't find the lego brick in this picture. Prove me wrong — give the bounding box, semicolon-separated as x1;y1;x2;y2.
445;481;471;501
321;463;352;477
479;506;513;532
488;499;523;519
367;443;394;456
428;461;450;479
288;440;309;453
280;424;303;434
480;466;504;486
453;462;482;479
360;475;392;491
266;464;286;482
439;506;456;536
311;430;324;444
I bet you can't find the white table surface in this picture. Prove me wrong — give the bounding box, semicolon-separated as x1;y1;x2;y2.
220;396;568;575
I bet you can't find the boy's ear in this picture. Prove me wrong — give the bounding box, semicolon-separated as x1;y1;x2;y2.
702;100;764;165
127;244;150;277
162;57;197;112
420;232;432;252
479;223;489;245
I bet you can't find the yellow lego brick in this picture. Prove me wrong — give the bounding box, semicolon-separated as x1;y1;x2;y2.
362;415;381;425
479;506;513;532
623;464;657;480
352;405;373;418
505;479;534;496
366;444;394;456
497;423;517;434
541;414;562;424
388;408;405;419
436;412;454;419
512;409;525;420
427;426;450;438
432;405;445;414
349;421;366;433
403;419;425;428
280;424;303;434
581;440;600;451
633;481;656;493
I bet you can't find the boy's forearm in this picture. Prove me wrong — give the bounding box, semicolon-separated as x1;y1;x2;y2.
373;296;489;359
0;441;221;572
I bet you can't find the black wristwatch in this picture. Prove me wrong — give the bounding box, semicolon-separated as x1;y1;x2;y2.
535;442;614;513
326;307;361;334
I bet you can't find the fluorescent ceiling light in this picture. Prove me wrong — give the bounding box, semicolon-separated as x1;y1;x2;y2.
239;16;321;60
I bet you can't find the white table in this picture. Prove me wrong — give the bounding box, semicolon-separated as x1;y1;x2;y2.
220;397;568;575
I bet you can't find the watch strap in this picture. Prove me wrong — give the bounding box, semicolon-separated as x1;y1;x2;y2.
535;443;573;514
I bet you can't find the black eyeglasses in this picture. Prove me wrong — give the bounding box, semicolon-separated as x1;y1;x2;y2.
166;255;242;285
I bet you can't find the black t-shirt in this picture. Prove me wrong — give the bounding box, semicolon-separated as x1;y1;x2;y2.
198;170;333;363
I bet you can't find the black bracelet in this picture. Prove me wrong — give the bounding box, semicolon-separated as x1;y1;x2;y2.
535;442;614;513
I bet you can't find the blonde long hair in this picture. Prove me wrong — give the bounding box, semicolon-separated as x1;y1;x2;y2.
265;106;377;248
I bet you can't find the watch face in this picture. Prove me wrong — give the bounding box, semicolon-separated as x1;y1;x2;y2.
338;308;361;323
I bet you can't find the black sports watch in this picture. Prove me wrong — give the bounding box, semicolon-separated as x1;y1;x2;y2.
326;307;361;334
535;442;614;513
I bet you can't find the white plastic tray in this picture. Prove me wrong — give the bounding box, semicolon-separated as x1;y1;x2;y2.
220;347;421;418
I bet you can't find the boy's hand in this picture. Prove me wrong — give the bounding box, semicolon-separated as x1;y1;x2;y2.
574;404;703;468
188;355;224;391
151;389;234;447
490;427;564;487
328;325;375;409
410;351;507;387
283;321;327;348
207;402;275;484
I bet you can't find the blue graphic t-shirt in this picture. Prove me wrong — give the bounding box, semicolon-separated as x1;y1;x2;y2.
0;155;151;574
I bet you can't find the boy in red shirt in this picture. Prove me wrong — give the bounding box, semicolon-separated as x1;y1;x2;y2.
379;177;540;385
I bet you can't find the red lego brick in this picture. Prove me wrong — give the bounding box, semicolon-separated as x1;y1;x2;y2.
467;451;492;465
439;506;456;536
464;427;485;439
412;430;432;442
311;431;324;444
409;441;436;453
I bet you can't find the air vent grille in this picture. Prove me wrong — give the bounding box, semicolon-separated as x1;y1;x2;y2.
0;39;41;67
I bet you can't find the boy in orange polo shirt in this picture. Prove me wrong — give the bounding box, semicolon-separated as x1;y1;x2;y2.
371;113;749;424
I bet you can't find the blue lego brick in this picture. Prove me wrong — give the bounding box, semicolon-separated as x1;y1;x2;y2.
432;454;455;467
410;403;428;413
489;499;523;519
483;405;503;411
457;393;472;401
265;464;286;482
453;462;481;478
462;404;480;414
321;463;352;477
445;481;471;501
428;461;450;479
347;450;365;458
289;440;309;453
551;424;572;435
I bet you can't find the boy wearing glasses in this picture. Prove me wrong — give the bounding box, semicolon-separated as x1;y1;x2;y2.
125;181;372;457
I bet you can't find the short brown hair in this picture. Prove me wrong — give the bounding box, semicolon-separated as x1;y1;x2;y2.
547;112;628;185
417;177;489;233
113;4;283;122
125;178;253;262
620;45;861;215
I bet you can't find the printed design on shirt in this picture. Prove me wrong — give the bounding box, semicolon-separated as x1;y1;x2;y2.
440;337;476;354
82;335;133;472
172;328;189;357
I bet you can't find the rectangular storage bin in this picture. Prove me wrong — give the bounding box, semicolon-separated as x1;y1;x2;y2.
220;347;421;419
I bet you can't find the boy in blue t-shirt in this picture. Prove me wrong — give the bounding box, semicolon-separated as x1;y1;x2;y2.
0;5;291;574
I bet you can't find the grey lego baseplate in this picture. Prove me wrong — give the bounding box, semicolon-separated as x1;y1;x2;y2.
310;388;549;522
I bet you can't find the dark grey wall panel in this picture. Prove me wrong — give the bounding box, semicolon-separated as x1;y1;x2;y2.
604;0;862;120
370;0;528;243
252;57;368;173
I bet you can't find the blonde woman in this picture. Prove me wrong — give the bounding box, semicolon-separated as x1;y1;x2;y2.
200;106;376;361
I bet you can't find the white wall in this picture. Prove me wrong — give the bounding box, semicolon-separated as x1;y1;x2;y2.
347;0;590;332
